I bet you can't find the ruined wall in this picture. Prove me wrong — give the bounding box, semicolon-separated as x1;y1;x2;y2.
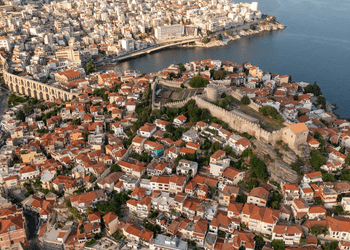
164;95;283;144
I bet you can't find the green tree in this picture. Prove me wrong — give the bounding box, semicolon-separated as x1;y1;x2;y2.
211;141;221;153
188;76;209;88
310;150;325;170
259;106;284;123
309;225;324;236
321;241;339;250
346;154;350;165
86;61;97;74
241;96;250;105
323;173;335;182
254;235;265;250
249;155;269;180
111;164;121;172
271;239;285;250
16;110;25;121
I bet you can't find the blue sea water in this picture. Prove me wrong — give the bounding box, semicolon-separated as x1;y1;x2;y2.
116;0;350;117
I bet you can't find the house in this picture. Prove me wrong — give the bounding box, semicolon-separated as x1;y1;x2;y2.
247;187;269;207
341;197;350;212
182;130;199;143
220;186;240;206
0;205;27;249
132;136;147;153
69;189;105;213
291;198;309;222
176;159;198;177
118;160;146;177
221;167;245;186
299;183;314;202
302;171;323;183
227;134;252;154
241;203;280;235
138;123;157;138
196;121;208;131
173;115;187;127
19;166;40;180
272;224;303;245
283;183;300;203
209;150;230;177
150;235;188;250
110;122;123;136
155;119;170;131
121;221;154;245
97;172;124;192
103;211;119;235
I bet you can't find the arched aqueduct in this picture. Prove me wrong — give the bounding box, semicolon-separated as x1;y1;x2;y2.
1;55;75;102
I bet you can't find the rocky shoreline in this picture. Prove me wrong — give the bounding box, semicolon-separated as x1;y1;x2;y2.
181;21;285;48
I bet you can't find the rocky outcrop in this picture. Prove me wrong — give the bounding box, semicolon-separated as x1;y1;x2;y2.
254;140;300;183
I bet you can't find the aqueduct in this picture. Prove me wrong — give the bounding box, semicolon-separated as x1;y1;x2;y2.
1;55;75;102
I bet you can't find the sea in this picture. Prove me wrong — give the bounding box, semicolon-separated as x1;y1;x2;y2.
115;0;350;118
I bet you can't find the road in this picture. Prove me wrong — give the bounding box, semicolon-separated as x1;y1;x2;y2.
24;210;41;250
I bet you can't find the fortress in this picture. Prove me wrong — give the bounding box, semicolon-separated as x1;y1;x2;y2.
1;54;75;102
159;84;307;150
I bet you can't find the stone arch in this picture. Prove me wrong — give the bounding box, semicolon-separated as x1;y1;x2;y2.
33;83;36;89
39;92;43;100
45;87;48;93
15;78;17;84
51;89;55;95
64;93;67;101
9;83;13;92
21;86;25;95
9;76;12;82
46;93;49;100
33;90;37;99
21;79;24;85
15;85;19;93
27;88;32;97
39;85;42;90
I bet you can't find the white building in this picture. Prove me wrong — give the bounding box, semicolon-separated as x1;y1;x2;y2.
155;25;184;40
121;38;135;52
0;37;10;51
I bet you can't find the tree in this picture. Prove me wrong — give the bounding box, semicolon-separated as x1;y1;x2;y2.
241;96;250;105
309;225;324;236
254;235;265;250
271;240;285;250
321;241;339;250
86;61;96;74
211;141;221;153
259;106;284;123
188;76;209;88
249;155;269;180
323;173;335;182
310;150;325;170
346;154;350;165
16;110;25;121
213;70;227;80
111;164;121;172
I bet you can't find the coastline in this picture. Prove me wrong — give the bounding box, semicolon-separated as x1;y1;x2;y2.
184;21;286;48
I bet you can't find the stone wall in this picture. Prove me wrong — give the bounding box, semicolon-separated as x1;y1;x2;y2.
163;96;283;144
158;79;182;88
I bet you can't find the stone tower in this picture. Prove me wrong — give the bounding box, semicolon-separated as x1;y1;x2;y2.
206;84;218;102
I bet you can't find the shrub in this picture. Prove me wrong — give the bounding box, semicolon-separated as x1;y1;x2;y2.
241;96;250;105
188;76;209;88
